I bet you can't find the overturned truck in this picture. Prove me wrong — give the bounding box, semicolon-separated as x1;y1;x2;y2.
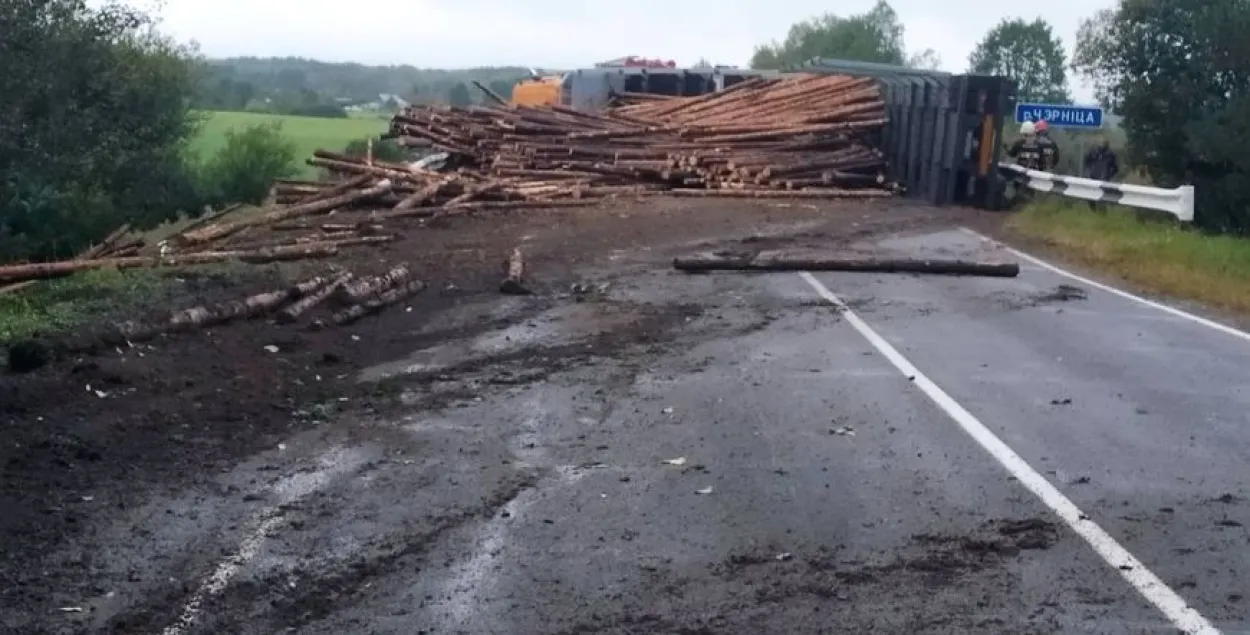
799;58;1015;211
554;59;1016;210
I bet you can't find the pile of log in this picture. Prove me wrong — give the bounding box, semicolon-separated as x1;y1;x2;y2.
198;74;896;242
145;74;898;257
0;74;901;290
385;73;898;197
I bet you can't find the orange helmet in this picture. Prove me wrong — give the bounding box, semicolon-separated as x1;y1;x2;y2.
1035;120;1049;134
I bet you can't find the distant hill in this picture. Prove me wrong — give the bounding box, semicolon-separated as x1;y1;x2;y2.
196;56;532;112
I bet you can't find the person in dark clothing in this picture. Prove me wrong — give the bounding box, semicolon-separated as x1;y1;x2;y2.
1082;139;1120;210
1083;139;1120;181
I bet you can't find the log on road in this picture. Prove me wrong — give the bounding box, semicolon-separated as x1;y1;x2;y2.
336;264;410;303
499;248;530;294
672;256;1020;277
167;272;341;331
332;279;427;326
276;271;354;323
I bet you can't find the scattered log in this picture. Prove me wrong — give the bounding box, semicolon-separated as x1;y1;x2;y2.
91;271;343;344
180;180;394;245
290;174;372;206
666;188;892;199
332;279;427;326
172;203;245;243
80;224;133;260
0;225;133;295
393;179;453;211
336;264;410;303
499;248;530;294
276;271;354;323
168;286;299;330
99;237;144;257
0;238;373;285
672;256;1021;278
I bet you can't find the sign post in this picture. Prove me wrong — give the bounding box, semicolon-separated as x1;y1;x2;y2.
1015;103;1105;176
1014;103;1104;129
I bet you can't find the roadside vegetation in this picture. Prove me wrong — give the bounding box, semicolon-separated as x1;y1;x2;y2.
192;111;389;178
1007;198;1250;314
0;269;173;342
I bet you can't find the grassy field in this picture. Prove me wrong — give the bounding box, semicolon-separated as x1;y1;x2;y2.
1007;197;1250;314
191;111;389;177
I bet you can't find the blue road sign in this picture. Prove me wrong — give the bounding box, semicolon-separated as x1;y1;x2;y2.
1014;103;1104;129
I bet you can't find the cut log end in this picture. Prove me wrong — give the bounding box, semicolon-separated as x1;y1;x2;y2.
499;248;530;295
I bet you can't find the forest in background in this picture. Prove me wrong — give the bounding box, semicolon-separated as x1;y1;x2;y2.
194;57;530;114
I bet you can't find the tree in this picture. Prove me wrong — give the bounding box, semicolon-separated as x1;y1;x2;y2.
693;57;714;68
0;0;203;260
750;0;906;69
447;82;472;106
968;18;1071;103
907;49;942;71
1073;0;1250;232
199;123;298;206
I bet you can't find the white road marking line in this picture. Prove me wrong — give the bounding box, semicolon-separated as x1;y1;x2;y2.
960;227;1250;344
798;271;1220;635
160;446;366;635
159;513;285;635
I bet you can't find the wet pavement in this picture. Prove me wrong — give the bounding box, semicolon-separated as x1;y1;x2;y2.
19;222;1250;634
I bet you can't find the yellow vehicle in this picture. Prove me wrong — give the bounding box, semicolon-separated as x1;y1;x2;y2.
511;75;562;107
509;59;773;110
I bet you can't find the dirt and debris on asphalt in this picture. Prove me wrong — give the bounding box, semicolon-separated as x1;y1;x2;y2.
4;195;1249;634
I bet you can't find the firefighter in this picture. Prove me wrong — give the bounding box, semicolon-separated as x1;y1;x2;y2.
1034;119;1059;171
1006;121;1042;170
1002;121;1043;206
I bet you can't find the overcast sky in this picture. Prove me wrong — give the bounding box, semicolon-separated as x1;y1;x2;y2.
126;0;1110;103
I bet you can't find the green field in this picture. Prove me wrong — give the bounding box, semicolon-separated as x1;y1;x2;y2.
191;111;390;177
1007;197;1250;314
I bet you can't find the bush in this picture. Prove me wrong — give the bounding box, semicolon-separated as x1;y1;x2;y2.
199;122;299;205
0;1;203;262
343;137;408;163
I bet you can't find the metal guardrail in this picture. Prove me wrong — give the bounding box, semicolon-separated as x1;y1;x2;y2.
999;163;1195;222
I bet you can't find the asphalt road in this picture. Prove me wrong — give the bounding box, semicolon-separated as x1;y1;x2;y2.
41;223;1250;634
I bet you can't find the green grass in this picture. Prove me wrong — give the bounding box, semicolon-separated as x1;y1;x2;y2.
0;269;170;342
0;262;267;344
192;111;389;178
1007;197;1250;314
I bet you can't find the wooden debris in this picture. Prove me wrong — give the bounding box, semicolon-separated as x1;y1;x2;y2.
0;73;907;303
277;271;354;323
180;179;394;245
332;279;427;326
672;255;1021;278
336;264;410;303
499;248;530;294
168;277;319;331
0;239;378;285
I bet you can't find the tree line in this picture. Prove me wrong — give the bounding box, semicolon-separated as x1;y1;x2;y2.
196;57;526;114
2;0;1248;265
746;1;1070;103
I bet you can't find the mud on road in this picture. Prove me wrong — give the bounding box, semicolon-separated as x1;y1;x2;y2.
1;197;1090;634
